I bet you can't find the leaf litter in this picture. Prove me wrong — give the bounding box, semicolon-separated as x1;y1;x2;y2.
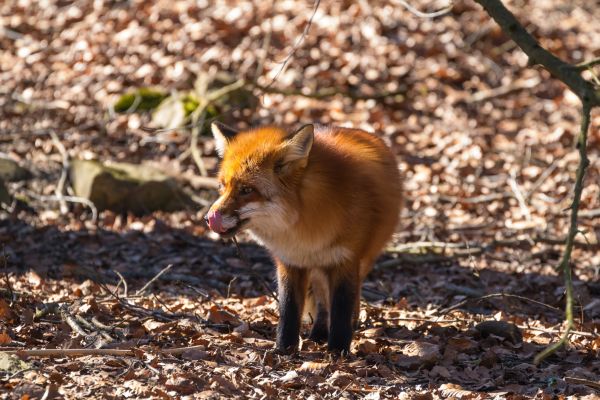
1;0;599;398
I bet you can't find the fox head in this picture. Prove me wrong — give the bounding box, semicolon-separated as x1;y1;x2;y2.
205;122;314;238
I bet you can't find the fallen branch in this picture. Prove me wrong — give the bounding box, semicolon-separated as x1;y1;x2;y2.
465;76;541;103
135;264;174;296
2;344;231;358
386;235;600;258
564;376;600;391
438;292;563;316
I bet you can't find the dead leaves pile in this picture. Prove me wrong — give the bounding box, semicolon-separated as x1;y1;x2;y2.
1;0;600;398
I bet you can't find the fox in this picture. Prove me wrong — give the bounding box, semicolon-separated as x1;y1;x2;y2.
205;122;402;354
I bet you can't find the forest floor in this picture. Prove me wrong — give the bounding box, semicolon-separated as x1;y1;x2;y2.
1;0;600;398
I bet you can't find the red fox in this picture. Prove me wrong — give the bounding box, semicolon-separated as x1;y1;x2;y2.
205;122;402;353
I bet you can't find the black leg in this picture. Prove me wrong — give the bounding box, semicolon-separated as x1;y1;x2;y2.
328;272;358;354
308;305;329;343
276;264;307;353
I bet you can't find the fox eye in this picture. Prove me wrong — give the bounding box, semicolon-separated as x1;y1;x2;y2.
240;186;254;196
274;161;284;174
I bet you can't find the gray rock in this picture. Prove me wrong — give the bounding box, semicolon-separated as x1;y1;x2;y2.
70;159;194;215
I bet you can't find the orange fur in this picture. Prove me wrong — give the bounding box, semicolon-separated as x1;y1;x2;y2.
208;123;402;352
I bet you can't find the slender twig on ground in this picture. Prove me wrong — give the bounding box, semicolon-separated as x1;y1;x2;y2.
27;192;98;222
564;376;600;390
386;236;600;258
1;344;242;358
113;270;128;298
60;305;88;336
135;264;174;296
49;131;69;214
438;292;563;315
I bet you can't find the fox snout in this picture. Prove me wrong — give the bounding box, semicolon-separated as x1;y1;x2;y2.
205;209;224;233
204;205;245;237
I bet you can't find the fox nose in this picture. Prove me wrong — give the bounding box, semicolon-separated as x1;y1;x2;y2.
205;209;224;233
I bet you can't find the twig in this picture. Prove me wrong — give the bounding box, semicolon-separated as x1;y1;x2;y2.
564;376;600;391
49;131;69;214
465;76;540;103
3;344;212;358
533;102;592;365
438;292;563;315
27;192;98;223
261;0;321;91
508;173;532;221
578;208;600;219
135;264;174;296
189;79;246;176
393;0;453;18
386;235;600;258
60;306;87;336
474;0;600;106
575;57;600;71
113;270;128;298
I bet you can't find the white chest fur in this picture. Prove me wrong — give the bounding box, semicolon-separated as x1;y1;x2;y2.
249;229;352;268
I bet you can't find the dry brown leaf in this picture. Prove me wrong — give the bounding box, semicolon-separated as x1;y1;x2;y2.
0;332;11;344
298;361;330;374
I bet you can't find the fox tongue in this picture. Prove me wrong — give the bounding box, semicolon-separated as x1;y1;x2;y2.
207;209;224;233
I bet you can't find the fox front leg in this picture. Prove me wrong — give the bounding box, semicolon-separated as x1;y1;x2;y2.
328;267;359;354
275;263;308;353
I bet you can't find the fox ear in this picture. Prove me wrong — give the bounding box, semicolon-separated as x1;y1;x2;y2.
282;124;314;163
211;121;238;157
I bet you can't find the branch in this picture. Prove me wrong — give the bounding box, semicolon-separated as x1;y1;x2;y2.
474;0;600;106
473;0;598;365
254;83;406;101
393;0;453;18
576;57;600;71
533;103;591;365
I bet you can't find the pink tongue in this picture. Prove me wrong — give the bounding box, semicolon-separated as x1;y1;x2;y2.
207;209;224;233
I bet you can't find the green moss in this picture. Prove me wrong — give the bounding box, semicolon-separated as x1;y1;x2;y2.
113;88;167;113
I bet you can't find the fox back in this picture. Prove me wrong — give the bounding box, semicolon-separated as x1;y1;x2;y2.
206;123;402;353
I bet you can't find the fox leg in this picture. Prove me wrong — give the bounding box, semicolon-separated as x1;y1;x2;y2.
328;266;359;354
308;269;329;343
276;262;308;353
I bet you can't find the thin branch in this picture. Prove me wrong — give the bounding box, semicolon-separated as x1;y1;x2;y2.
438;292;563;316
261;0;321;91
2;344;218;358
393;0;453;18
27;192;98;223
575;56;600;71
474;0;600;106
534;102;592;365
49;131;69;214
135;264;174;296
